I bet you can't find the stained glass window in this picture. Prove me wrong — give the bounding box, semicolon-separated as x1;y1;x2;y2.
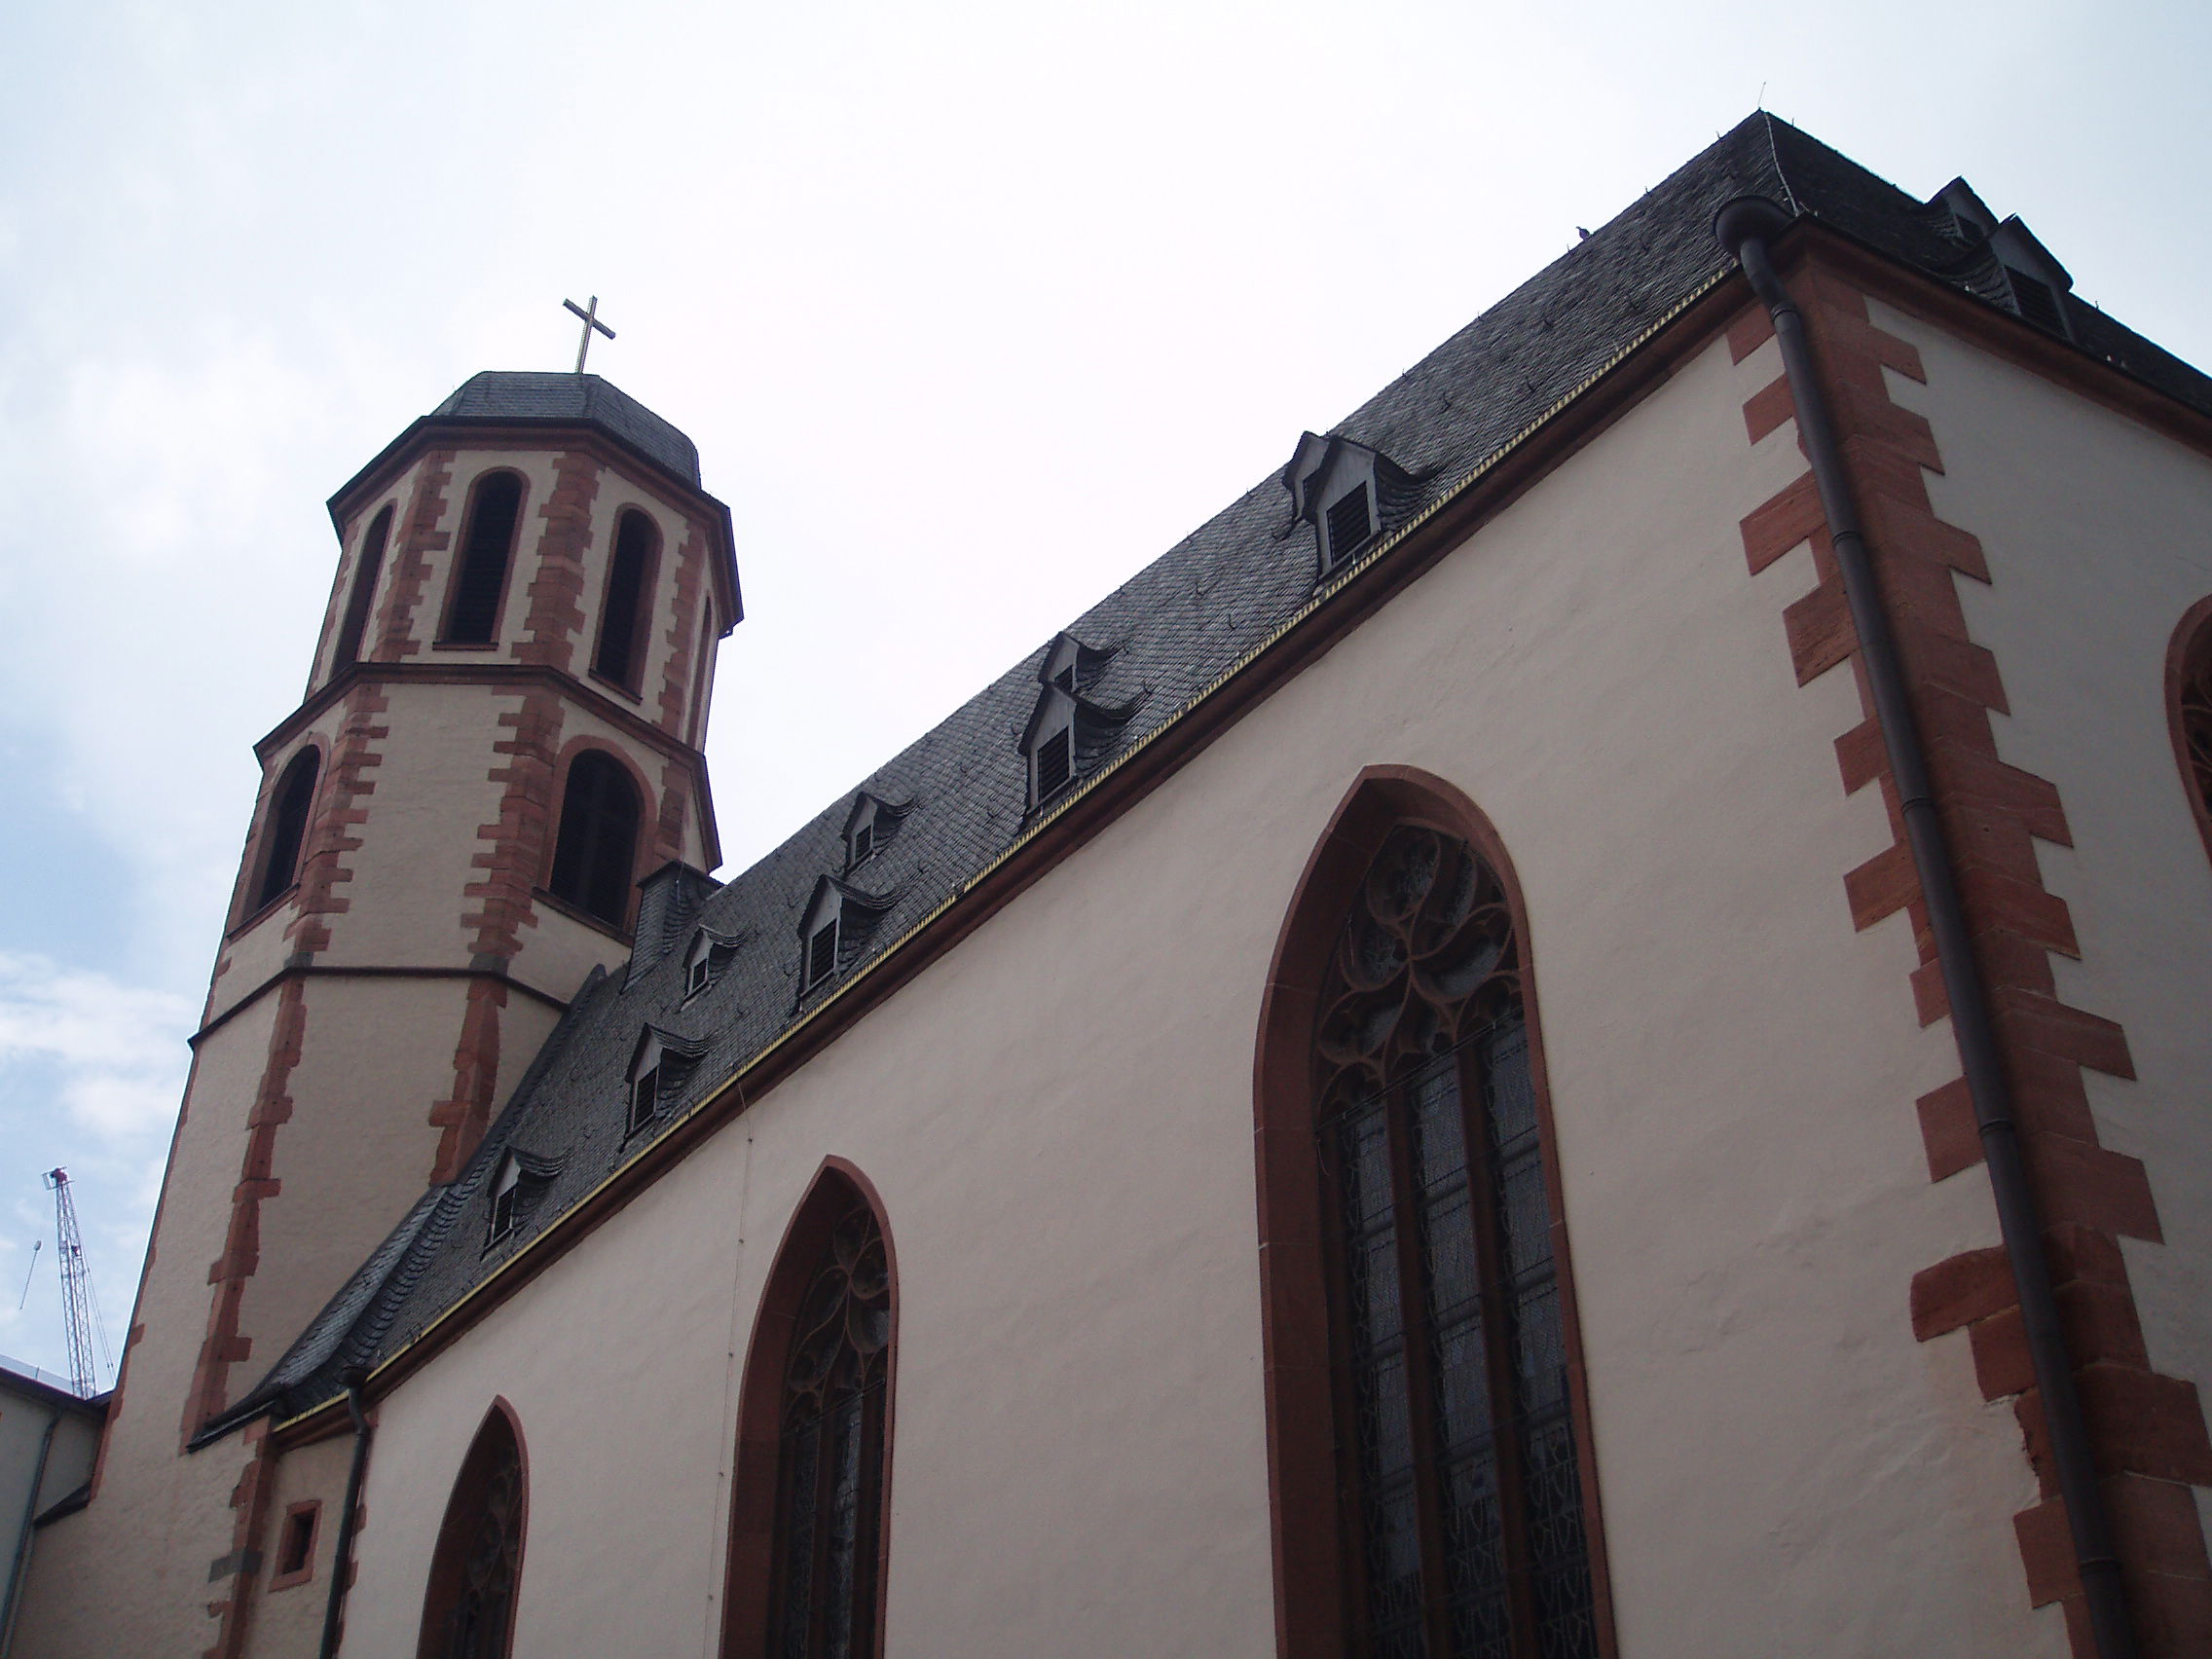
1315;823;1597;1659
772;1198;892;1659
420;1409;526;1659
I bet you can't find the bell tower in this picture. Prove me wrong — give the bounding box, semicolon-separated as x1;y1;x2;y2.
15;373;738;1659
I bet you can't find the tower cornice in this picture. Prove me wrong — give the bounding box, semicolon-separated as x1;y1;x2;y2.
254;659;723;868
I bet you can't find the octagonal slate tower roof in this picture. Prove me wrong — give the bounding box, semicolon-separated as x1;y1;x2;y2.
430;370;701;487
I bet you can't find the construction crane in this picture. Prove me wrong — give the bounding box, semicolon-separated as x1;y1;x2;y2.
42;1168;112;1398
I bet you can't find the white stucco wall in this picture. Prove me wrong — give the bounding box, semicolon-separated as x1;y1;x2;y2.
1878;295;2212;1539
331;324;2066;1658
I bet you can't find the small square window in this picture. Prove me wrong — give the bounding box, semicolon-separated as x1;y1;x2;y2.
277;1507;315;1576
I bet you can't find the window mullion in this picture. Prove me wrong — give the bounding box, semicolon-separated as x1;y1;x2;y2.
1383;1065;1456;1659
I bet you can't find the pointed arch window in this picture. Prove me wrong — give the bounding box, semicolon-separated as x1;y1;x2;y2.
442;471;525;645
1257;784;1607;1659
418;1405;527;1659
593;508;660;692
547;751;643;929
2170;599;2212;873
253;748;321;912
334;502;394;670
723;1170;895;1659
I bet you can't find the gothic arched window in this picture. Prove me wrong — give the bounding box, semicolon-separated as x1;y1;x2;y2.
334;502;394;670
547;751;642;929
2172;599;2212;872
252;747;321;912
1256;774;1608;1659
417;1403;527;1659
592;508;659;692
442;471;525;645
723;1168;896;1659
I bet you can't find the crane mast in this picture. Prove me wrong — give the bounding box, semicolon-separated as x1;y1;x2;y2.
42;1167;107;1397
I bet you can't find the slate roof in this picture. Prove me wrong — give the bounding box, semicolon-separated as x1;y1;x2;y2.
430;371;702;486
217;113;2212;1435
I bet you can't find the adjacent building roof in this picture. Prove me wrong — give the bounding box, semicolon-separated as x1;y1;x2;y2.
220;112;2212;1435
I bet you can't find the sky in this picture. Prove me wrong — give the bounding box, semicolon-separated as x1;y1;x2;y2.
1;0;2206;1382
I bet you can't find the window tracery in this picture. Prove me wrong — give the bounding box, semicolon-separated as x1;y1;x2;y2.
1314;822;1597;1659
771;1197;891;1659
419;1408;527;1659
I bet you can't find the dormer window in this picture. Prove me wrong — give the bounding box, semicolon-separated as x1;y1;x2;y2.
484;1147;560;1247
2003;267;2067;335
626;1028;704;1135
490;1157;522;1241
798;874;896;997
1282;431;1419;576
1019;634;1134;812
842;793;907;871
1983;216;2075;343
683;927;741;997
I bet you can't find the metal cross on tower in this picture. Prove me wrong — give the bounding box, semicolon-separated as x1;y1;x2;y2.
42;1167;109;1398
564;295;616;374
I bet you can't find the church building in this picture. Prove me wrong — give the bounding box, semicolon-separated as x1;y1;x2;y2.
13;113;2212;1658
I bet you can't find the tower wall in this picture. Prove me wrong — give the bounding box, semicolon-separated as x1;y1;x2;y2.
15;391;736;1659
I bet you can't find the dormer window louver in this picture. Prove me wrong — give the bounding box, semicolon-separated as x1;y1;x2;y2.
490;1158;522;1240
2006;268;2066;336
806;917;839;990
1325;484;1375;564
1035;727;1073;800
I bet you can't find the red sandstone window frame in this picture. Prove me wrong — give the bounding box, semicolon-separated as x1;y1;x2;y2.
720;1160;898;1659
1251;765;1617;1659
268;1498;322;1591
437;468;530;649
538;742;653;937
2167;595;2212;874
232;740;329;935
331;499;397;678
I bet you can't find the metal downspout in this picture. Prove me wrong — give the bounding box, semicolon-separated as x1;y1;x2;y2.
0;1414;60;1657
1714;195;2137;1659
318;1372;373;1659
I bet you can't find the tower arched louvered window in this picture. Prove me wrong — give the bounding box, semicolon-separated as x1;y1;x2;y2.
417;1404;527;1659
592;508;658;691
1258;782;1607;1659
333;502;393;669
253;748;320;911
547;751;642;928
443;471;525;645
722;1168;896;1659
